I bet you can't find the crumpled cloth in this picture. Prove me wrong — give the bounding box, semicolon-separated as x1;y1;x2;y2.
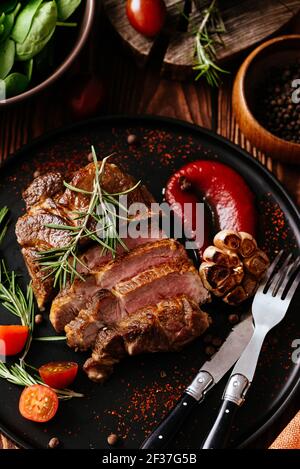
269;411;300;449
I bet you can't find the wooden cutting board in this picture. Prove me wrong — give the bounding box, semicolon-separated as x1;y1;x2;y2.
104;0;300;79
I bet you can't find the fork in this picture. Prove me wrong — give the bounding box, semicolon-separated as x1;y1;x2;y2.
201;251;300;449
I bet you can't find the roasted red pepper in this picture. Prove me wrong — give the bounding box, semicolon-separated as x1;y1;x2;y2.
165;161;256;256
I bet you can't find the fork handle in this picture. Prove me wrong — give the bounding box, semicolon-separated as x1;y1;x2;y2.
201;399;240;449
201;374;250;449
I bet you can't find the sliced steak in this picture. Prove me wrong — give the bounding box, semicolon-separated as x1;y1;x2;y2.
63;241;209;350
16;161;155;309
83;295;209;383
22;172;64;210
52;239;205;333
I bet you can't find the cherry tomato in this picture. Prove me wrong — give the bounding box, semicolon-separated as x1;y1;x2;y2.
19;385;59;423
0;325;29;356
67;74;105;120
39;362;78;389
126;0;166;37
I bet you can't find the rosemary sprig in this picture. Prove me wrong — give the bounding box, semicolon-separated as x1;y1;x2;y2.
0;260;34;366
38;147;140;289
0;362;83;400
0;206;9;245
192;0;228;86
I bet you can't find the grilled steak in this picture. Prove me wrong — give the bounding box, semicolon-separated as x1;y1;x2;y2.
17;159;210;382
83;295;209;382
52;239;208;333
16;162;154;309
62;239;210;382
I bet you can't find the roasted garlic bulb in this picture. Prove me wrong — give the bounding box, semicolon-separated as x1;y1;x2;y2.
199;230;269;305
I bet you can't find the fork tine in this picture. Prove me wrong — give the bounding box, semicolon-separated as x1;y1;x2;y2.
260;250;284;292
284;270;300;302
277;257;300;298
271;253;293;296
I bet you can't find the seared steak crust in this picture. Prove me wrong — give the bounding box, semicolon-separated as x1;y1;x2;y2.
16;162;153;309
83;295;209;383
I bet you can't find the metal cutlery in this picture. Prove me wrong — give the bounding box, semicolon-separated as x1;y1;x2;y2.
141;313;254;449
201;251;300;449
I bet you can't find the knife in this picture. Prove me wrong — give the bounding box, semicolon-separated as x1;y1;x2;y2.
141;314;254;449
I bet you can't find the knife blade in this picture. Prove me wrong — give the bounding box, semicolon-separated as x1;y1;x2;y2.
141;314;254;449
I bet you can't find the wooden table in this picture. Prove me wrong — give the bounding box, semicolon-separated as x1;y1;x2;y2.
0;5;299;450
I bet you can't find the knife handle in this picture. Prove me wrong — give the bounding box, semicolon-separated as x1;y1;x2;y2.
141;393;199;450
141;370;213;450
201;374;250;449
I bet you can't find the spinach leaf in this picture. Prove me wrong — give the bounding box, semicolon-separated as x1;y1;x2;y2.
0;3;21;44
16;1;57;61
24;58;34;81
0;38;15;79
11;0;44;44
0;0;18;15
4;72;29;97
56;0;81;21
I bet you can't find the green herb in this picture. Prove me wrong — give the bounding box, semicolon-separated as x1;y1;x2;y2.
0;39;15;79
0;362;83;399
0;206;9;245
15;1;58;61
0;0;82;100
0;260;35;365
34;336;66;341
4;71;29;97
38;147;140;290
192;0;228;86
56;0;81;21
11;0;44;44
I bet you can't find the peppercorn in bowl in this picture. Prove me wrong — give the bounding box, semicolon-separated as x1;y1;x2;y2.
232;35;300;164
0;0;95;106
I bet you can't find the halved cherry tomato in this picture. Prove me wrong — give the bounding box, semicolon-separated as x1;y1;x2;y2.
39;362;78;389
0;325;29;356
126;0;166;37
19;385;59;423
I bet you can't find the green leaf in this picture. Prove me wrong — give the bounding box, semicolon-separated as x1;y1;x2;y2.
24;57;33;81
11;0;44;44
56;0;81;21
0;11;15;43
4;71;29;98
16;1;57;61
0;0;18;15
0;38;14;79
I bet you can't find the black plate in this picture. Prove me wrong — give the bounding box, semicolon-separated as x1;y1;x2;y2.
0;116;299;449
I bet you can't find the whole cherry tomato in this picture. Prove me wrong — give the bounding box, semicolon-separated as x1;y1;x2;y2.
0;325;29;356
19;385;59;423
39;361;78;389
126;0;166;37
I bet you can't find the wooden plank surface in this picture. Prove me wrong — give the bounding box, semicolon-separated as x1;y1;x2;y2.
104;0;300;79
0;4;299;451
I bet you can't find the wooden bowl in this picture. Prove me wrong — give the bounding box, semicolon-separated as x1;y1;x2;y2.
232;35;300;164
0;0;95;107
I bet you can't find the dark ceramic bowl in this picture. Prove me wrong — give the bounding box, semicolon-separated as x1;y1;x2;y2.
0;0;95;107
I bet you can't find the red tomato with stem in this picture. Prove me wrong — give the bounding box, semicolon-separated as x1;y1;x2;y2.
0;325;29;356
126;0;166;37
19;385;59;423
39;362;78;389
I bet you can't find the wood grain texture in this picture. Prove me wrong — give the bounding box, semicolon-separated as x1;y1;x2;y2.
104;0;300;79
0;5;299;451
